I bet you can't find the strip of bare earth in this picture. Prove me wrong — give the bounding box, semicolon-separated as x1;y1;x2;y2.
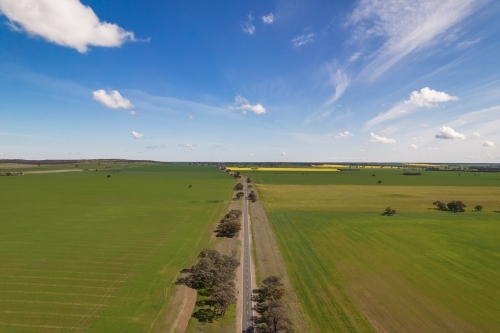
249;185;311;333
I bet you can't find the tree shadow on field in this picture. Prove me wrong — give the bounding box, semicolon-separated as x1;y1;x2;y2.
192;299;217;323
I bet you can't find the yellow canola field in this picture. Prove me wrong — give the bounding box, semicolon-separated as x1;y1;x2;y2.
407;163;440;167
226;167;339;172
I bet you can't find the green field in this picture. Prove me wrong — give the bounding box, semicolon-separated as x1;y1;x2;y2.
249;168;500;186
0;164;234;332
254;170;500;332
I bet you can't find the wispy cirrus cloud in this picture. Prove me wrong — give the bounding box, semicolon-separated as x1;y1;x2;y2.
366;87;458;127
291;33;315;48
347;0;481;81
324;65;350;107
0;0;137;53
241;12;256;35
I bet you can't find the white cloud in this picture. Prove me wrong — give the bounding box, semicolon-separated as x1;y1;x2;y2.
131;131;143;139
291;33;315;48
482;140;494;147
366;87;457;127
128;110;136;116
230;95;266;115
188;114;193;119
0;0;136;53
93;90;134;110
324;66;350;106
180;143;196;148
261;13;275;24
280;152;286;156
428;147;439;150
369;132;396;144
241;13;256;35
405;87;458;107
409;144;418;149
359;149;365;152
335;131;353;139
412;136;423;140
390;148;396;151
435;126;465;140
457;38;482;49
249;153;253;156
348;0;479;81
472;131;480;137
348;52;361;62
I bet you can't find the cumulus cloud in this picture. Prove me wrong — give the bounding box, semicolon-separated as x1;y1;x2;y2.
435;126;465;140
482;140;494;147
348;0;479;81
472;131;481;137
428;147;439;150
93;90;134;110
0;0;137;53
291;33;315;48
366;87;458;127
241;13;255;35
335;131;353;139
409;144;418;149
131;131;143;139
369;132;396;144
230;95;266;115
188;114;194;119
280;152;286;156
261;13;275;24
405;87;458;107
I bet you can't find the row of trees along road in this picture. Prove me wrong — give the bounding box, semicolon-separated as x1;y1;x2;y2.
253;276;293;333
178;249;239;318
216;209;242;237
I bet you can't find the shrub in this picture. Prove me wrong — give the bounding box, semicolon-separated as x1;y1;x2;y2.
474;205;483;212
382;207;396;216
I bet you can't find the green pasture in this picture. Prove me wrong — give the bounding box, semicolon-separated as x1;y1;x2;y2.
267;210;500;332
0;165;234;332
251;169;500;332
249;168;500;186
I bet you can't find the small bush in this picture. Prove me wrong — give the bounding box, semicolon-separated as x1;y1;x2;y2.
382;207;396;216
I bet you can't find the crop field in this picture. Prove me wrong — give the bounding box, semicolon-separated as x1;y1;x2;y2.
0;164;234;332
250;167;500;186
254;169;500;332
226;167;339;172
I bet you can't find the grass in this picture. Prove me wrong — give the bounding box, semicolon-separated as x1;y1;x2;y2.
250;168;500;186
0;164;234;332
267;211;500;332
252;168;500;332
226;167;339;172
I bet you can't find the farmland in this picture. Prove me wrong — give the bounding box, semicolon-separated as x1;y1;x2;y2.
0;164;234;332
253;169;500;332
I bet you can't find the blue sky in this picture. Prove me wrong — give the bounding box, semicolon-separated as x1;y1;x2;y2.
0;0;499;162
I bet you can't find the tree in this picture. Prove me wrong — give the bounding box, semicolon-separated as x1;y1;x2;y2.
447;201;466;213
377;180;382;184
259;300;293;333
474;205;483;212
211;283;237;316
433;201;447;211
382;207;396;216
247;177;252;183
234;183;244;191
235;192;244;199
372;174;375;176
248;191;257;202
254;276;285;303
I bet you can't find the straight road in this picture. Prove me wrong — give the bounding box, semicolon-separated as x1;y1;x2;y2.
242;182;254;332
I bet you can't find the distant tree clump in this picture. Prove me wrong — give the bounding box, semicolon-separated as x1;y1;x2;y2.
253;276;293;333
372;174;375;176
433;201;447;211
377;180;382;184
216;210;242;238
382;207;396;216
235;191;244;199
106;175;111;178
177;249;239;317
234;183;244;191
248;191;257;202
403;172;422;176
247;177;252;183
474;205;483;212
447;201;466;213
